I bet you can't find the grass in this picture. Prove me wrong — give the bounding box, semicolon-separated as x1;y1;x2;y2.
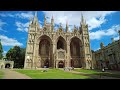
74;69;120;78
15;69;93;79
0;70;4;79
74;69;101;74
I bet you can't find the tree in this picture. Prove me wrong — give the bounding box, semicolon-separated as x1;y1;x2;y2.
6;46;26;68
0;39;3;59
19;48;26;68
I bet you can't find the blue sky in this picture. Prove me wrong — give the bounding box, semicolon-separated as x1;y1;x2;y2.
0;11;120;56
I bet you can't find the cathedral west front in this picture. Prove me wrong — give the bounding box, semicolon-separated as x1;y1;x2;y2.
24;12;92;69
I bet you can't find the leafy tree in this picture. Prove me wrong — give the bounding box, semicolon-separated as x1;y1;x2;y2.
20;48;26;68
6;46;26;68
0;39;3;59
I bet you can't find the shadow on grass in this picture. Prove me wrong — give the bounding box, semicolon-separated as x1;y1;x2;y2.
74;69;120;78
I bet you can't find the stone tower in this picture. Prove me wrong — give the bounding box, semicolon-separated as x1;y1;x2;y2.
24;12;92;69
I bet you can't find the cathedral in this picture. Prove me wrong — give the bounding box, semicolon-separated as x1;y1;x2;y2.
24;12;92;69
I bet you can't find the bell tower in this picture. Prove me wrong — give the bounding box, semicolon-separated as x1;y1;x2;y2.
80;13;92;69
24;11;39;69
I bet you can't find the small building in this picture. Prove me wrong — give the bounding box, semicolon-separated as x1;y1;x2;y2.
0;58;14;69
92;38;120;70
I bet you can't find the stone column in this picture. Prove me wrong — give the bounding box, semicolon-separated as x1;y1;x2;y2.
56;61;58;68
53;41;56;68
66;42;70;67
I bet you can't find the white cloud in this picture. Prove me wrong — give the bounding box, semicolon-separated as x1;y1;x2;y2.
87;17;106;30
16;11;34;19
114;36;119;41
0;19;7;32
89;25;120;40
0;11;34;20
0;20;6;26
0;13;14;17
15;21;29;32
0;35;23;46
15;20;43;32
43;11;117;31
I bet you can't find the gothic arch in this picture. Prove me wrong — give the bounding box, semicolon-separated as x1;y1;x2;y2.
56;36;67;51
70;36;82;68
38;35;53;44
39;35;53;67
69;36;82;46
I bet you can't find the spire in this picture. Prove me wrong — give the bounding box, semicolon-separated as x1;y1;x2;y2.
81;12;84;24
66;21;68;32
51;15;54;32
33;11;38;25
52;15;54;19
44;14;47;26
35;11;38;17
66;21;68;27
51;15;54;25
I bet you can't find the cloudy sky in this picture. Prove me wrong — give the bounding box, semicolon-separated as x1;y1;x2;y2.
0;11;120;56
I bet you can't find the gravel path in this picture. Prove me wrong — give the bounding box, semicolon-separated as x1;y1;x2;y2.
1;69;31;79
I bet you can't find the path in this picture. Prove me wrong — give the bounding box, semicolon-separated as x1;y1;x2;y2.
1;69;31;79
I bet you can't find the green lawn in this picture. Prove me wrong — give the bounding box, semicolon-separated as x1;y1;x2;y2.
74;69;101;74
15;69;93;79
0;70;4;79
74;69;120;78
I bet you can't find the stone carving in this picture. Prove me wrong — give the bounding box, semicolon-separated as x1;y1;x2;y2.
58;51;65;59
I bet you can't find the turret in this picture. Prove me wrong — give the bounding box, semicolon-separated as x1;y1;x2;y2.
80;13;92;69
81;13;85;25
51;16;54;32
100;42;104;49
111;38;114;43
66;21;68;32
51;15;54;25
44;15;47;26
33;11;38;25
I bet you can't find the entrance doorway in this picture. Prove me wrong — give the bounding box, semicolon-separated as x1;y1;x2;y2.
5;63;10;68
58;61;64;68
44;60;49;68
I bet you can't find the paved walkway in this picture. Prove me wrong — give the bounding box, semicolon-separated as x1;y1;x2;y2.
1;69;31;79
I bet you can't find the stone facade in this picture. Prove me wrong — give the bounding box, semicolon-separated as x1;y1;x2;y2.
0;59;14;69
92;38;120;70
24;12;92;69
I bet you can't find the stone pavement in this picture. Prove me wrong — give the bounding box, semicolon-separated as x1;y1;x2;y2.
1;69;31;79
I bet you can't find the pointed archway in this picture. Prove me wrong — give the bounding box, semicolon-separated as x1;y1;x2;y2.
70;37;82;68
39;35;53;68
58;61;64;68
57;36;67;51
